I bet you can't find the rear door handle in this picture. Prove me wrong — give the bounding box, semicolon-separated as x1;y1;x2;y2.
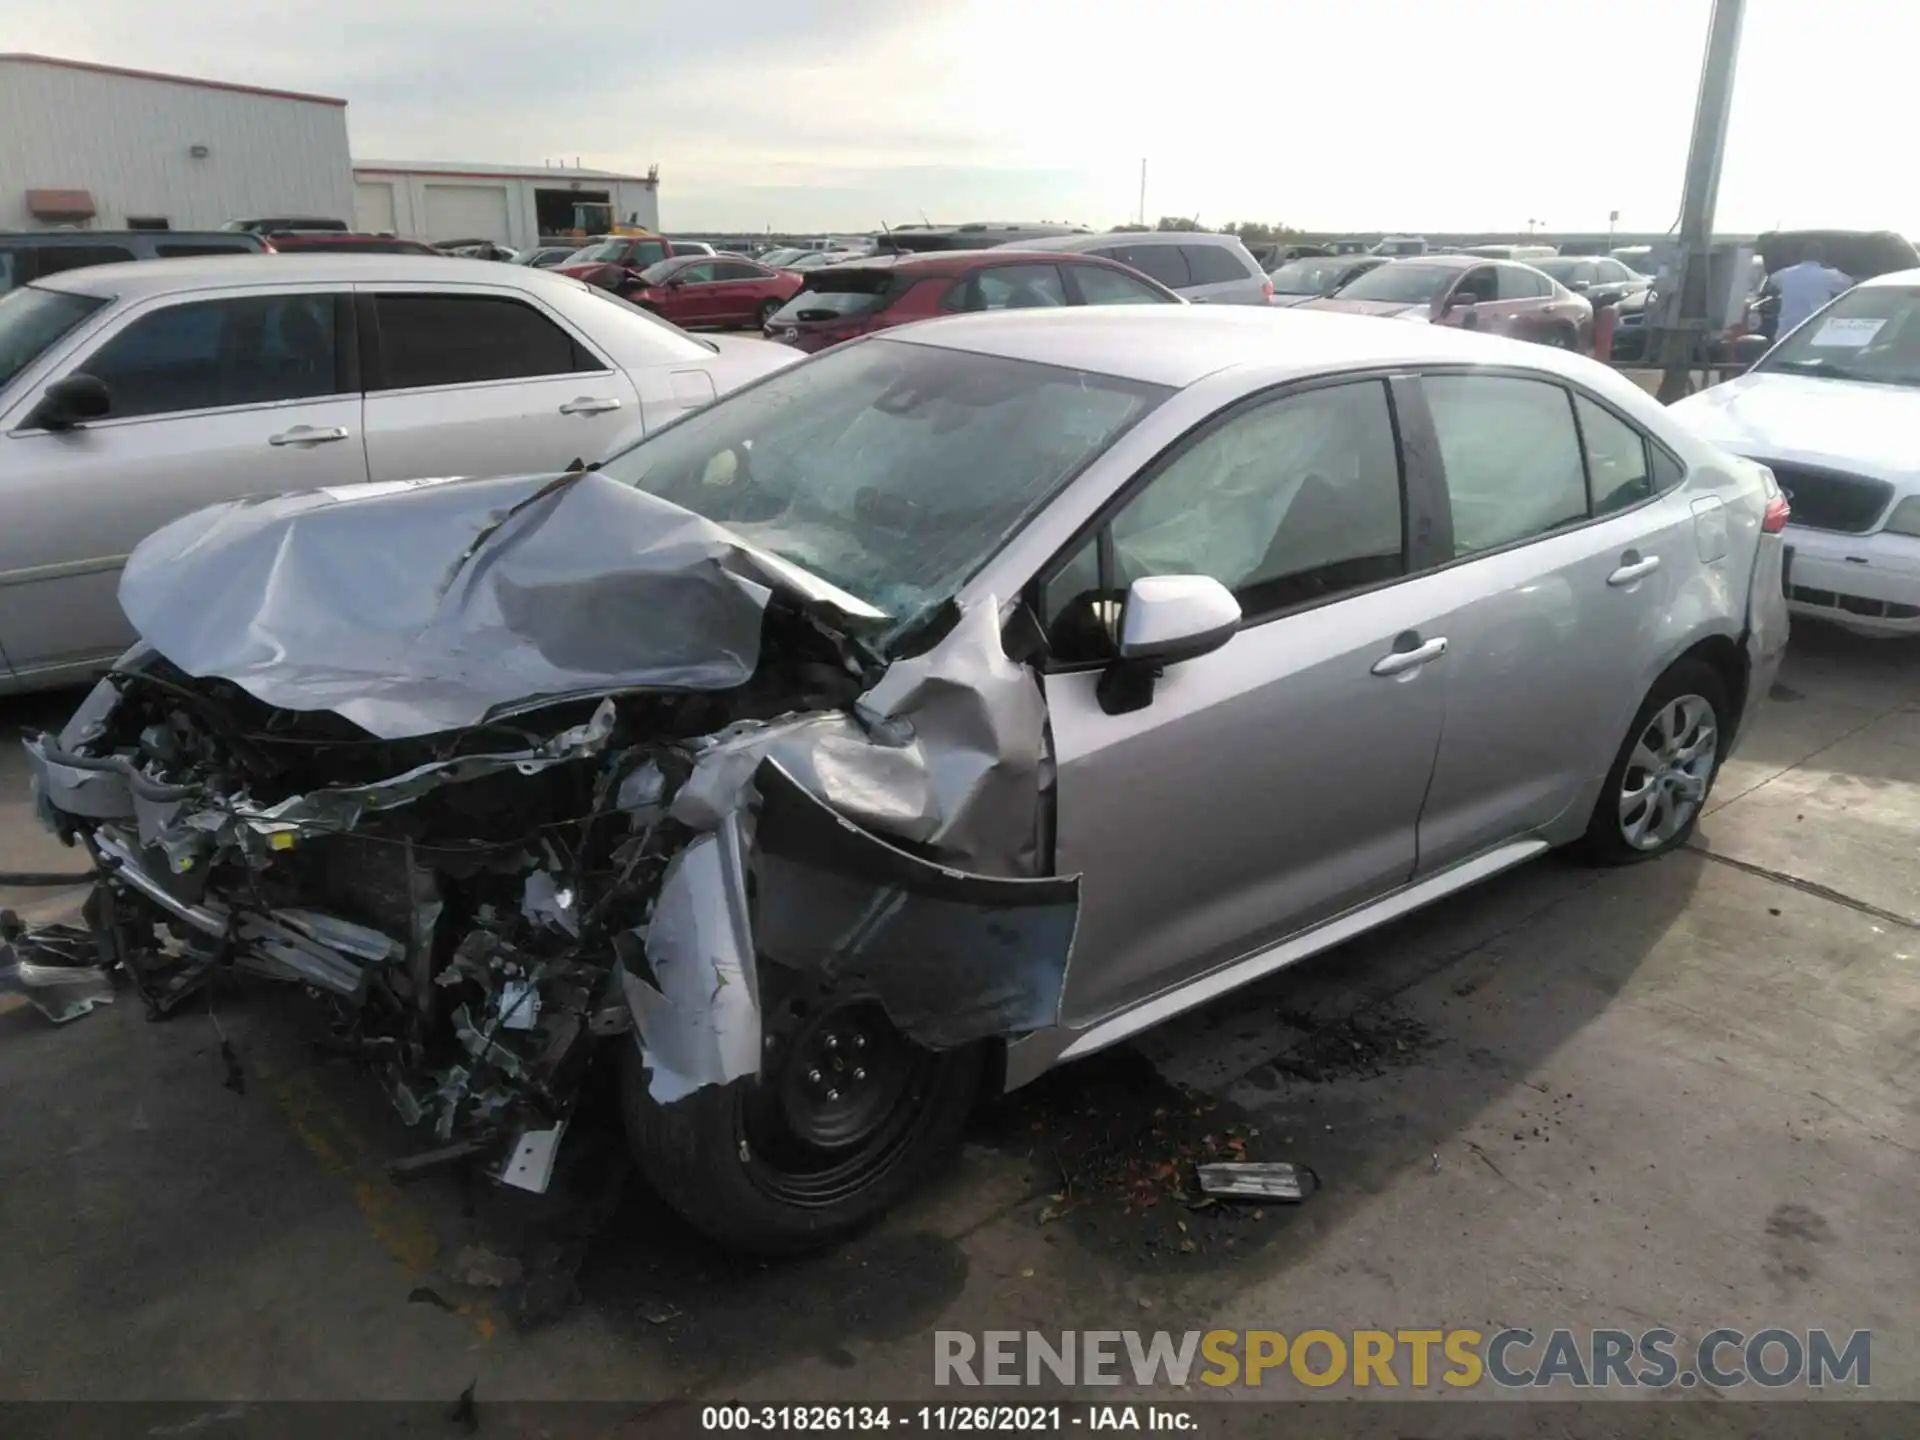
559;396;622;415
1371;635;1448;676
1608;553;1662;586
267;425;349;447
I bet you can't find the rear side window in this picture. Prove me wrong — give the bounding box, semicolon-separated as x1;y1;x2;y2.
1069;264;1171;306
3;244;137;288
80;294;339;420
372;293;591;390
714;261;764;281
1182;244;1251;285
967;264;1068;310
1106;245;1191;290
674;262;719;284
1424;374;1587;556
1573;395;1654;515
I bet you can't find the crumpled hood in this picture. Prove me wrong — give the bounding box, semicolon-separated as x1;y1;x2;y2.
117;471;812;741
1668;371;1920;479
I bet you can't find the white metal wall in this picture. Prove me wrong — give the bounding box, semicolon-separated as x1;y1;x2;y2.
0;58;355;232
351;168;662;249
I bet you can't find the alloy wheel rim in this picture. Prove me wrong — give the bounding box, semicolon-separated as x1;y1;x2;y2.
1618;693;1717;851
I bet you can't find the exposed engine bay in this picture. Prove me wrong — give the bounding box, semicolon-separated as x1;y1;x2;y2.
14;469;1079;1195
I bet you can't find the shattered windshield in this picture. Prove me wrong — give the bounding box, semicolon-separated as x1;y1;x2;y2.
599;338;1169;622
1758;285;1920;389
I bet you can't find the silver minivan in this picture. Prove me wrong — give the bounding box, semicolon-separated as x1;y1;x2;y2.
998;231;1272;305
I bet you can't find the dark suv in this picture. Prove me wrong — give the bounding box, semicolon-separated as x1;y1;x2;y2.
1;230;264;292
764;249;1180;353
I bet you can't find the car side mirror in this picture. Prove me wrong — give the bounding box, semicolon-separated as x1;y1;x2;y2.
1095;574;1241;716
28;373;111;431
1568;279;1592;293
1444;291;1477;310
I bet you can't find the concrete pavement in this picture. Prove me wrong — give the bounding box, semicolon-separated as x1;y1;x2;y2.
2;623;1915;1415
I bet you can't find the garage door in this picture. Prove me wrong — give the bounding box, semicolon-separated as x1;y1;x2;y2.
422;184;511;245
354;181;397;235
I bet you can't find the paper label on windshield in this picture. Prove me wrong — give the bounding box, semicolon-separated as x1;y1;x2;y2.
1810;317;1884;347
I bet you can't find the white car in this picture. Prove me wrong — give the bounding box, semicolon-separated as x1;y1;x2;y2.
0;254;801;692
1670;267;1920;636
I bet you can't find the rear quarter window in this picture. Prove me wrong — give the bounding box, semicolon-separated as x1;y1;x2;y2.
1182;244;1253;285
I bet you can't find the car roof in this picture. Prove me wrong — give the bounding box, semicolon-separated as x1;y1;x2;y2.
1373;253;1483;271
1858;267;1920;289
1002;231;1245;252
31;253;586;297
880;305;1603;390
809;249;1140;278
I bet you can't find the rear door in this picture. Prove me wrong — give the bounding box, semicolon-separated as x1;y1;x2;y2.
707;260;777;325
1039;376;1454;1023
358;286;638;481
661;261;722;326
0;286;363;680
1406;371;1691;874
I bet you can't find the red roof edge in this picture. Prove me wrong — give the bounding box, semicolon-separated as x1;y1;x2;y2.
0;52;348;107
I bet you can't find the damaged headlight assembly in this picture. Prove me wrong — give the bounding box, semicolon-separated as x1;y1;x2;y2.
17;470;1078;1250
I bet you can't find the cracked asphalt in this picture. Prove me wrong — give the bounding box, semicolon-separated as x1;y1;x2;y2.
2;622;1916;1420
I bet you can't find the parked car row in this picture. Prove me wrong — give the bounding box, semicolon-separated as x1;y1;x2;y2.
0;255;801;689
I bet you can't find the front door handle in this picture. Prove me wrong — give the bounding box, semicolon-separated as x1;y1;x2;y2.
1608;552;1662;586
267;425;349;447
559;396;622;415
1371;635;1448;676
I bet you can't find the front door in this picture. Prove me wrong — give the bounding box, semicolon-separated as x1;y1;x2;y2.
1036;377;1451;1025
0;287;365;682
1409;371;1690;873
359;288;637;481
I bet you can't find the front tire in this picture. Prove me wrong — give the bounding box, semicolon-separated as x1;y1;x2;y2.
619;987;981;1254
1583;659;1728;865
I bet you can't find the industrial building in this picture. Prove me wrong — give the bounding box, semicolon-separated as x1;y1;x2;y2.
351;161;662;249
0;53;354;232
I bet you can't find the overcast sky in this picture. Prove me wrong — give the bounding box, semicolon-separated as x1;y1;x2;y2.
5;0;1912;235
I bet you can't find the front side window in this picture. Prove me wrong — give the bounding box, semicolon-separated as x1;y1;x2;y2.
1424;374;1587;556
1455;267;1499;303
714;262;766;281
600;337;1167;625
373;293;591;390
1044;381;1406;658
1070;264;1172;306
1498;266;1550;300
673;262;718;285
0;285;108;386
968;264;1067;310
1575;396;1654;515
80;293;339;420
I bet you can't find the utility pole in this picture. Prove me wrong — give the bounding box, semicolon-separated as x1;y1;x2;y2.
1608;209;1619;249
1653;0;1747;402
1138;159;1147;227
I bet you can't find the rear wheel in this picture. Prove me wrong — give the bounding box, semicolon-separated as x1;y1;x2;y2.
619;978;981;1254
1584;659;1728;865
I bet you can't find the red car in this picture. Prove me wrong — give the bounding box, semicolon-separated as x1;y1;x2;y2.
557;234;708;291
623;255;806;330
1302;254;1593;350
763;249;1182;353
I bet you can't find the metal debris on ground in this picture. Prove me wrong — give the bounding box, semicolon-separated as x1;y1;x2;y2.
0;913;115;1024
1196;1161;1318;1203
453;1243;526;1290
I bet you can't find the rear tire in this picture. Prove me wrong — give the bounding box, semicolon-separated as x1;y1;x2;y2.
618;985;982;1254
1583;659;1729;866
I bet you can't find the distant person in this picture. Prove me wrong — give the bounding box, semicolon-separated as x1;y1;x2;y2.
1769;244;1853;337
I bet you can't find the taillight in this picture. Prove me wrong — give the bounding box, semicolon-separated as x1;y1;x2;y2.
1262;279;1274;302
1762;495;1791;533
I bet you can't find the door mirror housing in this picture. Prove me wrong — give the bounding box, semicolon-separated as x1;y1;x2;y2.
1444;290;1478;311
1097;574;1241;716
28;373;111;431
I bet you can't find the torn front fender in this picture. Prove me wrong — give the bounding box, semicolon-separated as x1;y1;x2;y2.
750;760;1078;1048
